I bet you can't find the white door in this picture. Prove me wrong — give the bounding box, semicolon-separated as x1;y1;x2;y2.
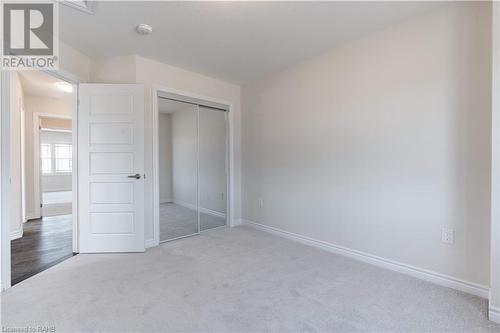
78;84;145;253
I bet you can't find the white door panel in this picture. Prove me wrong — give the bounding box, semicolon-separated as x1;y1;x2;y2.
90;152;134;174
78;84;144;253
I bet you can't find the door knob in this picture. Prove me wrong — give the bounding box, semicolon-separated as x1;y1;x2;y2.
128;174;141;179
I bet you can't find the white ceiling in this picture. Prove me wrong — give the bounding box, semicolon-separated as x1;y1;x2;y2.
158;98;194;114
18;71;73;99
60;1;443;84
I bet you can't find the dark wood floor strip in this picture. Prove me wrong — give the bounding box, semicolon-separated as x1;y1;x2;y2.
11;214;74;286
11;253;76;285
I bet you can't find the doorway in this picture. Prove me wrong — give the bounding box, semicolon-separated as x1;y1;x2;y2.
156;94;229;242
9;71;77;285
2;79;146;288
39;118;73;217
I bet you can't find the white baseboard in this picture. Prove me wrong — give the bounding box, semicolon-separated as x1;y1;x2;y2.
160;198;172;204
231;218;243;227
145;238;157;249
10;228;23;240
43;188;72;192
173;199;226;219
25;212;39;221
242;219;489;299
490;306;500;323
200;207;226;219
173;199;197;211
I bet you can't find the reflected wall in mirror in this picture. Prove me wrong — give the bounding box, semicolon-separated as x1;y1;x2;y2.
159;99;198;242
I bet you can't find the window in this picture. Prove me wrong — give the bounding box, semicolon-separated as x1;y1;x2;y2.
41;143;52;174
55;144;72;173
41;143;72;174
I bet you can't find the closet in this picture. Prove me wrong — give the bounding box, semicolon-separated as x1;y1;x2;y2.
158;97;228;242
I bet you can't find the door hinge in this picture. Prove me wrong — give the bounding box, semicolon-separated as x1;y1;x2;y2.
40;203;43;208
144;173;146;179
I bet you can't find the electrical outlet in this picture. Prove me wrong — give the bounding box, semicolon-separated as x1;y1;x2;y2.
258;198;264;208
441;227;454;244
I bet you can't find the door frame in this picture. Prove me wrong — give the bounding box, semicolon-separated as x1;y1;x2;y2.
1;70;12;290
151;85;235;247
20;106;26;223
0;69;79;291
490;2;500;324
33;112;73;220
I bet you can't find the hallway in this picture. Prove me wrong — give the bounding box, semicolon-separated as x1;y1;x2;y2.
11;215;73;285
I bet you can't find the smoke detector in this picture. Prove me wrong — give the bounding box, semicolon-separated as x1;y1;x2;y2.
136;24;153;35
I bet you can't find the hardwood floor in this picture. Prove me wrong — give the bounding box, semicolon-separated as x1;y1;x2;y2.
11;215;74;285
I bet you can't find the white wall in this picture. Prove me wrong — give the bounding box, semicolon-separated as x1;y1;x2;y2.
242;2;492;287
490;2;500;322
90;55;136;84
9;72;24;239
160;107;227;214
159;113;173;202
24;96;72;218
42;174;72;193
59;41;91;83
40;130;72;192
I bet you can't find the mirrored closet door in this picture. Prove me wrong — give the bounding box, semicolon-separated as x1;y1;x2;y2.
158;98;228;242
159;99;198;241
199;106;227;231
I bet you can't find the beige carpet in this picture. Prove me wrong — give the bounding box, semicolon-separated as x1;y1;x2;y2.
1;226;499;332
